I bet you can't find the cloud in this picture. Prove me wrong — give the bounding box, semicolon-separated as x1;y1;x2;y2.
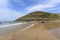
25;0;60;13
0;7;22;21
26;4;56;12
0;0;22;21
0;8;22;21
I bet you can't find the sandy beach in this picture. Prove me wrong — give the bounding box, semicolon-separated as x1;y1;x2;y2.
0;22;60;40
9;23;59;40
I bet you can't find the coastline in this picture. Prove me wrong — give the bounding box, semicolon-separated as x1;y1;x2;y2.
0;22;32;35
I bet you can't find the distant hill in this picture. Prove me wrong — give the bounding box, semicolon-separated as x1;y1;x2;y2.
15;11;60;22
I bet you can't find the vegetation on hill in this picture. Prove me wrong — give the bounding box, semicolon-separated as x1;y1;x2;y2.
15;11;60;21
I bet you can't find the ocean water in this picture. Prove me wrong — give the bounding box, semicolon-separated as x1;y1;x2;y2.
0;21;28;26
0;21;16;26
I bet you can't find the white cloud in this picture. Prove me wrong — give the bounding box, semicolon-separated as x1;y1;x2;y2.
0;0;8;5
0;0;22;21
0;8;22;21
0;6;22;21
25;0;60;13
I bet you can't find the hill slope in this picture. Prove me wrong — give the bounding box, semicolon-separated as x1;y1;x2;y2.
15;11;60;21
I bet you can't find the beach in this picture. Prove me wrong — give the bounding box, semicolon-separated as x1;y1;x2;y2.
0;21;60;40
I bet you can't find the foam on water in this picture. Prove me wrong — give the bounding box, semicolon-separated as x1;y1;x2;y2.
0;22;28;27
0;23;22;27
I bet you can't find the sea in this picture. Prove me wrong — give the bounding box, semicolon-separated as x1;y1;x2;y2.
0;21;16;26
0;21;27;26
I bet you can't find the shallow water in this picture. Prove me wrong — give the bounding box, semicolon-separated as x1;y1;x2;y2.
49;28;60;40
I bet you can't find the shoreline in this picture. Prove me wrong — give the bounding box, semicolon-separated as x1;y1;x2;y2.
0;22;33;36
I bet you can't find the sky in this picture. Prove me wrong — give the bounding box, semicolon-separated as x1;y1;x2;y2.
0;0;60;21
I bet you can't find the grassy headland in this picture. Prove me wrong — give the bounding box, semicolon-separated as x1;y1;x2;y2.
15;11;60;22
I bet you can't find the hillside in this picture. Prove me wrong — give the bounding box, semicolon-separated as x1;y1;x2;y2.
15;11;60;21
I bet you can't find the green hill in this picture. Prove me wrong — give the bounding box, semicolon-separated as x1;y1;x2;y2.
15;11;60;22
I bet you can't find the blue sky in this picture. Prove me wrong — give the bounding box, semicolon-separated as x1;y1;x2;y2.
0;0;60;21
